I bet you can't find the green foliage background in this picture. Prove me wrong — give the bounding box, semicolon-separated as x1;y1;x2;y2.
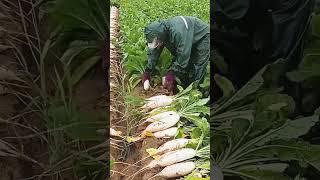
211;11;320;180
118;0;210;81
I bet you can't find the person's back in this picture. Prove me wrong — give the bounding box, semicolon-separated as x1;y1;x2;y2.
142;16;210;91
165;16;209;45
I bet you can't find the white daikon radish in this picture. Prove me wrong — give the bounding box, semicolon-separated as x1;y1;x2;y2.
127;138;190;170
157;138;190;154
144;114;179;132
143;80;150;90
153;127;178;138
147;106;172;115
141;95;174;110
110;128;122;137
162;76;166;86
147;138;190;156
145;111;178;122
155;161;196;178
146;95;172;101
129;148;196;180
146;148;196;168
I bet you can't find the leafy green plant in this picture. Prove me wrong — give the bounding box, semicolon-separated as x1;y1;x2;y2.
173;85;210;150
212;61;320;180
1;1;109;179
119;0;209;79
284;13;320;115
46;0;108;87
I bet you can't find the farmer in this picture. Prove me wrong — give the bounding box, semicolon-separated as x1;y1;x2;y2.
142;16;210;92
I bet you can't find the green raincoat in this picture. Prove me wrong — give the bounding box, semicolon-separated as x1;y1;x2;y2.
144;16;210;85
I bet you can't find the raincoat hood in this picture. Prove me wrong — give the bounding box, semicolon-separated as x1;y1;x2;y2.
144;20;167;43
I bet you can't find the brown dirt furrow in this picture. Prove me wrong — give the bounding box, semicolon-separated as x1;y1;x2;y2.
110;6;127;180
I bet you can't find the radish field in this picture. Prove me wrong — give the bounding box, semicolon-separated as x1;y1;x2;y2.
110;0;210;179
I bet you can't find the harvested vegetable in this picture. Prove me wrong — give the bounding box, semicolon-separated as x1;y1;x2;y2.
144;113;180;132
147;106;172;115
141;95;174;110
145;111;178;123
153;127;178;138
162;76;166;86
157;138;190;154
143;79;150;90
155;161;196;178
146;148;196;168
147;138;191;156
129;148;197;179
110;128;122;137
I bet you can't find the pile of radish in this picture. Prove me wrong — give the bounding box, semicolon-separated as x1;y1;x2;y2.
141;95;174;111
142;111;179;138
110;84;211;179
139;98;195;178
129;138;198;179
125;92;209;179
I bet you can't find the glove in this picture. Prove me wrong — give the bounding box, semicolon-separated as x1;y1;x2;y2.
142;72;151;90
164;70;175;91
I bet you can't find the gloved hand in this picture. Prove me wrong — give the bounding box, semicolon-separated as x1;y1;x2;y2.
164;70;175;91
142;72;151;90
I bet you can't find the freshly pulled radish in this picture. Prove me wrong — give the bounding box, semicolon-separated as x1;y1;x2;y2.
129;148;196;180
157;138;190;154
147;106;172;115
153;127;178;138
110;128;122;137
145;111;178;123
162;76;166;86
141;95;174;110
143;80;150;90
128;138;191;171
155;161;196;178
146;95;171;101
147;138;190;156
144;114;179;132
146;148;196;168
124;138;191;173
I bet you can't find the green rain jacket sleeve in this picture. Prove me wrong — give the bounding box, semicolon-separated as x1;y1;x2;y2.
145;46;164;74
170;28;193;75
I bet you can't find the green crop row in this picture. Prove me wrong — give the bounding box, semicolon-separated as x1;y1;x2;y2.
119;0;209;82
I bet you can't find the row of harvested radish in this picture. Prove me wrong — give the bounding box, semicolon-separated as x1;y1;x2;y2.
140;95;180;141
143;139;197;179
141;110;180;138
133;95;197;179
110;95;176;139
111;94;199;179
126;138;198;179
